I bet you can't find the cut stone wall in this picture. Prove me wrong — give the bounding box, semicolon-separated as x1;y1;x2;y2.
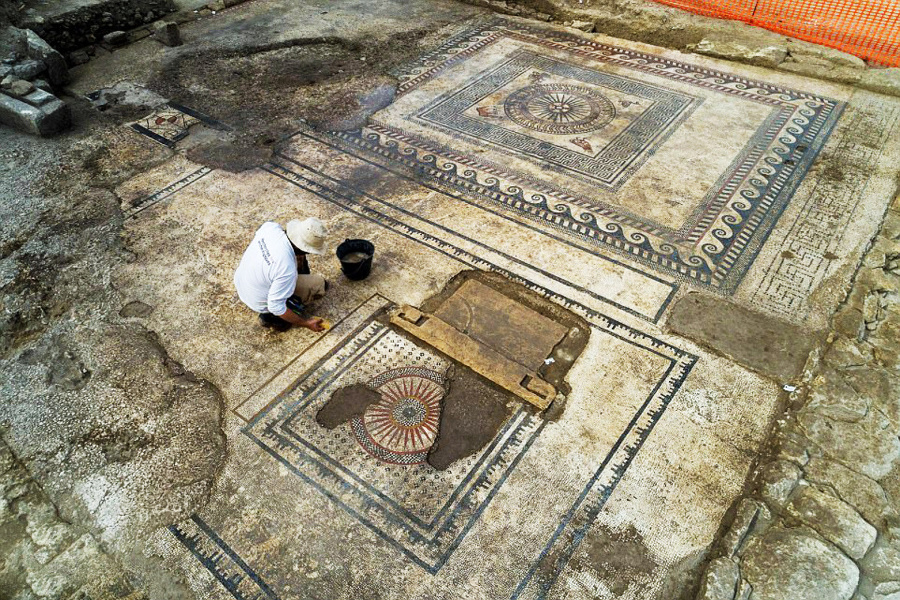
695;196;900;600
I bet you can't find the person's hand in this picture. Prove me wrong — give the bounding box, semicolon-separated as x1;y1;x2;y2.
304;317;327;333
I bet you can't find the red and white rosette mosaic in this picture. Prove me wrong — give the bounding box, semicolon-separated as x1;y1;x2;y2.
351;367;445;465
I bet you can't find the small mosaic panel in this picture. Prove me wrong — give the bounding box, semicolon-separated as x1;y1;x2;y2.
128;102;229;148
243;321;544;572
131;109;200;147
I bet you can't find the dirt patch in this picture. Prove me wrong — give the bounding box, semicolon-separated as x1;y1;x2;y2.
316;383;382;429
667;292;821;382
427;365;513;470
568;523;660;597
145;34;427;171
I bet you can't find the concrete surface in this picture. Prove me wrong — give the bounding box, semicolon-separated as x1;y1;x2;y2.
0;1;898;599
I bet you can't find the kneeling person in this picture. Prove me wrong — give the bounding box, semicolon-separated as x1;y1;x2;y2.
234;219;329;332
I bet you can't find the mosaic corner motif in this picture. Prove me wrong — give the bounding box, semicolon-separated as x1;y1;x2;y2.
340;19;847;295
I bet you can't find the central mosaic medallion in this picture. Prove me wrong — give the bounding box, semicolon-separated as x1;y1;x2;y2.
351;367;445;464
504;83;616;135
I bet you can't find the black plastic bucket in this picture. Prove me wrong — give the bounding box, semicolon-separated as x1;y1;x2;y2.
336;239;374;281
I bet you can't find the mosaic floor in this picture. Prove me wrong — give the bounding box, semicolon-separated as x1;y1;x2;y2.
109;16;900;600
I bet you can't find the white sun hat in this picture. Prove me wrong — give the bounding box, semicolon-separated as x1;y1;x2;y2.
286;218;327;255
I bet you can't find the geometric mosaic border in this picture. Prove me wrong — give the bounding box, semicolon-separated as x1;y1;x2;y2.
335;17;846;293
269;148;678;323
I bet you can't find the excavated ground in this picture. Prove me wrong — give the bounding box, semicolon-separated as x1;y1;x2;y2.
1;1;899;599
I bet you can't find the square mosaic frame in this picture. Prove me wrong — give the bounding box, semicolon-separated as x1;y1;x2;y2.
243;319;545;572
331;18;846;293
415;49;700;191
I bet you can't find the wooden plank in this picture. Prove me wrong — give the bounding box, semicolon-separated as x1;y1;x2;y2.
391;305;557;410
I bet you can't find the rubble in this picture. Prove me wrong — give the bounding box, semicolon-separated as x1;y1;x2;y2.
0;28;71;136
102;30;129;46
17;0;176;52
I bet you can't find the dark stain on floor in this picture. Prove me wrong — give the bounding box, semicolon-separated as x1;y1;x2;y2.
427;365;513;470
316;383;382;429
568;523;660;596
666;291;822;382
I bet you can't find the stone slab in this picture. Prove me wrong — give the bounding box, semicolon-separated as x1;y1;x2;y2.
741;525;859;600
434;278;568;371
392;304;557;409
0;92;70;136
786;484;877;560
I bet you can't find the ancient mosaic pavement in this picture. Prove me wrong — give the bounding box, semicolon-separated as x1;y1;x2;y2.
111;16;900;600
332;19;845;295
153;296;730;599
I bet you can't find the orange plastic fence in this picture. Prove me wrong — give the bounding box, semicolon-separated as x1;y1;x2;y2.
649;0;900;67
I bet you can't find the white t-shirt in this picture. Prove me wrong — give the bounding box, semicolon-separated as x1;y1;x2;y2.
234;222;297;315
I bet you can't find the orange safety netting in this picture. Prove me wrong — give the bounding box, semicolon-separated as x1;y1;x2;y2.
649;0;900;67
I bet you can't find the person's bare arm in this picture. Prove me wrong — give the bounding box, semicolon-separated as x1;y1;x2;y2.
276;309;326;332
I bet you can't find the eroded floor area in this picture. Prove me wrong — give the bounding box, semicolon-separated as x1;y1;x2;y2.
2;2;900;600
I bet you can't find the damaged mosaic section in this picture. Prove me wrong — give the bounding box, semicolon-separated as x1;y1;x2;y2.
316;272;589;470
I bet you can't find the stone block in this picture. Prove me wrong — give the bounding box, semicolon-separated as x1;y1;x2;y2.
799;410;900;480
24;29;68;86
786;39;868;69
102;31;128;46
23;88;55;107
8;80;35;98
152;21;182;47
32;78;50;92
569;20;595;32
697;557;740;600
11;59;46;80
874;581;900;600
805;457;896;528
807;368;870;422
207;0;226;10
863;538;900;584
689;29;789;68
67;50;89;66
721;498;772;557
862;69;900;98
0;92;70;136
741;525;859;600
786;484;877;559
758;459;801;509
823;336;871;369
